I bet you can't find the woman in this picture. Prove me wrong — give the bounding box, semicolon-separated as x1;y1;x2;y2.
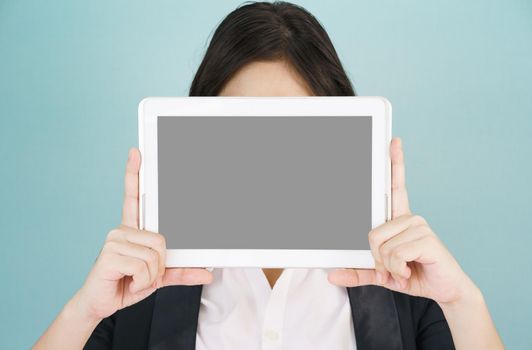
34;2;504;349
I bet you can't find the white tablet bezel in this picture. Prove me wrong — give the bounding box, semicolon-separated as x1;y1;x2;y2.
138;96;391;268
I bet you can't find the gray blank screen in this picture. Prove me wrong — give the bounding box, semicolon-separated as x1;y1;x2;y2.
158;116;371;249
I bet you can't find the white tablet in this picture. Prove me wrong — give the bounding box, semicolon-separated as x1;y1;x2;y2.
138;97;391;268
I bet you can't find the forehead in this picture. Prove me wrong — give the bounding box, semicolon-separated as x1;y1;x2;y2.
218;60;313;97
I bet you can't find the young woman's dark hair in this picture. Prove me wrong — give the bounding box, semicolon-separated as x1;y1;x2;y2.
33;2;506;349
189;1;356;96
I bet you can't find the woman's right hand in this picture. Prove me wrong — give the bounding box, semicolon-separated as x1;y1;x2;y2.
73;148;213;322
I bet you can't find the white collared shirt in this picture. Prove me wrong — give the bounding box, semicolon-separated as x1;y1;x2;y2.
196;268;357;350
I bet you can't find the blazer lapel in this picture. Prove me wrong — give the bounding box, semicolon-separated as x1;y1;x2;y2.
146;282;403;350
347;286;403;350
148;285;203;350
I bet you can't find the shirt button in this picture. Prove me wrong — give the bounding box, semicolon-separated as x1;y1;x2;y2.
263;329;280;342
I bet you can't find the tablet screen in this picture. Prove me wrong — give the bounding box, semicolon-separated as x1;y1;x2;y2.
158;116;371;249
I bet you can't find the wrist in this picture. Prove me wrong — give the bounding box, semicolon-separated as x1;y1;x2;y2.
435;278;505;349
61;290;103;328
438;278;485;312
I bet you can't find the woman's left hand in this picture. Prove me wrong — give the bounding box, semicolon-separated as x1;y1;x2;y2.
328;137;478;305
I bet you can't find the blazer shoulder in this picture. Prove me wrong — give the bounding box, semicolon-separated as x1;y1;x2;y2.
84;285;202;350
391;291;455;350
84;292;157;350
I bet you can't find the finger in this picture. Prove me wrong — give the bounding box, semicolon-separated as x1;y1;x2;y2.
328;269;403;291
390;235;439;267
102;240;159;287
107;226;166;279
121;148;141;229
368;214;426;265
390;138;411;219
390;273;408;290
126;284;157;301
379;227;428;278
104;254;151;293
161;268;214;287
374;261;390;285
381;235;438;288
328;268;377;287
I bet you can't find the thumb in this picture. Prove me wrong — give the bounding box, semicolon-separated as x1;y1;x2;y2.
327;268;378;287
328;269;407;293
161;268;214;287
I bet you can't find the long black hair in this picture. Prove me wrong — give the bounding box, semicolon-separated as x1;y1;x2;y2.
189;1;355;96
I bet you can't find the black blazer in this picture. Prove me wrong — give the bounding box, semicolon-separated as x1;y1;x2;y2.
84;285;455;350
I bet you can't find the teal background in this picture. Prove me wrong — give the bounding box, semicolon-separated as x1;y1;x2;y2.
1;0;531;348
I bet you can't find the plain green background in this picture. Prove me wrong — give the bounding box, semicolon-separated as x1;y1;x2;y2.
1;0;531;348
